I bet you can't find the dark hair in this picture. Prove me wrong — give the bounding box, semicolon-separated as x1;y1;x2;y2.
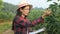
16;6;26;16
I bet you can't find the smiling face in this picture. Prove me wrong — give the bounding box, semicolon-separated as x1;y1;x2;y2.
20;6;30;16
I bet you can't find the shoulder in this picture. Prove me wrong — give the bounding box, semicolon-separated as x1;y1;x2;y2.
14;16;19;20
14;15;24;21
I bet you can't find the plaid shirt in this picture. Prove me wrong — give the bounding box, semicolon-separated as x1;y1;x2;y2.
12;15;44;34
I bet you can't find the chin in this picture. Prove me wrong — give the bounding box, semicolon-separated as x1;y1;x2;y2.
24;14;29;17
25;14;28;16
26;15;28;16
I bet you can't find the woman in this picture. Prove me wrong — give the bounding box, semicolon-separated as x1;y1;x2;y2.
12;1;51;34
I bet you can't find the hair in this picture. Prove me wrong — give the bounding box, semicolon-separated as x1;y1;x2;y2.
16;6;26;16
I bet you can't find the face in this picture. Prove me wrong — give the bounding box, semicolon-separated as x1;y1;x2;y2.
20;6;30;16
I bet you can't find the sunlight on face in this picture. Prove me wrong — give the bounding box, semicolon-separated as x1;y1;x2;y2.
22;6;30;16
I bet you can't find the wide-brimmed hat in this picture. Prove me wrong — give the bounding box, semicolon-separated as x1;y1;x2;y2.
17;0;32;10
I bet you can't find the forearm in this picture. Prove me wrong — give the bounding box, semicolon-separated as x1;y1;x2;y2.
30;17;44;26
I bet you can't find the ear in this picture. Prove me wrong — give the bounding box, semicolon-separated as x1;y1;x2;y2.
20;8;23;12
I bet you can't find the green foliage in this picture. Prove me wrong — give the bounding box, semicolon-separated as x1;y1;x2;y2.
28;8;44;21
28;8;45;31
0;0;3;11
0;2;17;21
2;2;17;13
47;0;52;2
0;0;60;34
47;0;60;1
0;22;12;34
58;0;60;1
42;2;60;34
0;11;15;21
31;2;60;34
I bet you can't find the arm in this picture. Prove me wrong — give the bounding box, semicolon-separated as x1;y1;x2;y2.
14;16;44;27
30;17;44;26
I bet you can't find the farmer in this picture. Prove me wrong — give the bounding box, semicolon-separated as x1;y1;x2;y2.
12;0;51;34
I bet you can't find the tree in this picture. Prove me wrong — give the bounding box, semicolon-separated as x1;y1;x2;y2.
34;0;60;34
42;0;60;34
0;0;3;11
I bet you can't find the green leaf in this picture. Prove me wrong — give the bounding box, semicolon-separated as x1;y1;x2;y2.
47;0;52;2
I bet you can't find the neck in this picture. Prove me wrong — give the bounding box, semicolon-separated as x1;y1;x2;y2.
21;14;25;18
21;14;27;19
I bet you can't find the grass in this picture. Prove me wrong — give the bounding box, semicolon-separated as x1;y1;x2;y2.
0;21;12;34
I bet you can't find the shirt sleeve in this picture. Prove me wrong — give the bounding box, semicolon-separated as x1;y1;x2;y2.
30;17;44;26
14;16;44;27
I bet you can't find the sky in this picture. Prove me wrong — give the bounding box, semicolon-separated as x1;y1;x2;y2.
3;0;58;9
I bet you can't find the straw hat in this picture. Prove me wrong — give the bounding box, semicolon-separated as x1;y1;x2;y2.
17;0;32;10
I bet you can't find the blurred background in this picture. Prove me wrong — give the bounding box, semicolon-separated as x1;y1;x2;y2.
0;0;60;34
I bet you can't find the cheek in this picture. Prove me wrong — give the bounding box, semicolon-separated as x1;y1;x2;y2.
22;10;29;15
24;11;29;13
22;11;28;15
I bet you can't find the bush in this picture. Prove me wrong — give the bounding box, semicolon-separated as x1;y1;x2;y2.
0;11;15;21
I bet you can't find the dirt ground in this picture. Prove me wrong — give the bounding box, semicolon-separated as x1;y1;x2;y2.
2;29;14;34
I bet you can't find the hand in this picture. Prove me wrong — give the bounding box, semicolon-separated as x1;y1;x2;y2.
44;10;51;16
42;10;51;18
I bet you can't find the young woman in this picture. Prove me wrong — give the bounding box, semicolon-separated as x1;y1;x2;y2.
12;1;51;34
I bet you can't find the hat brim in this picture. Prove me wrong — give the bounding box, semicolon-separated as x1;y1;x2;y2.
17;4;32;11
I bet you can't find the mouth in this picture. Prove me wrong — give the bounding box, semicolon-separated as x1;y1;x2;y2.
26;13;29;14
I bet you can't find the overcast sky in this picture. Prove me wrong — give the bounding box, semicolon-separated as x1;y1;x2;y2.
3;0;58;9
